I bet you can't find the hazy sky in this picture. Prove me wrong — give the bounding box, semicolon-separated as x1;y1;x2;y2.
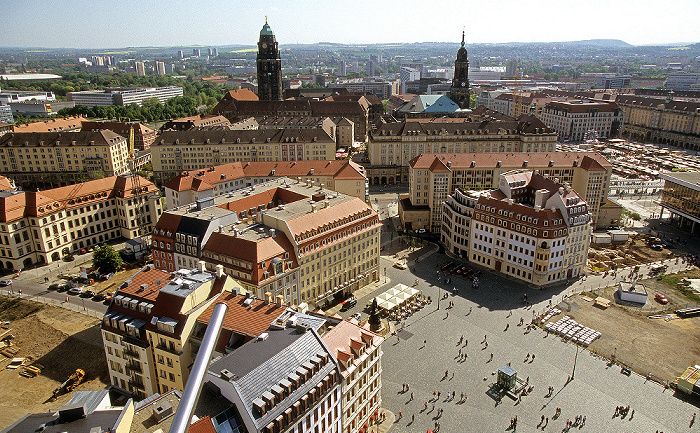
3;0;699;49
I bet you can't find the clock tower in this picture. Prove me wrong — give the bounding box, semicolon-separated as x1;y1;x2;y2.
256;18;283;101
449;31;470;109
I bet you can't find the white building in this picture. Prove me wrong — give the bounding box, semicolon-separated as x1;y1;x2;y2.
539;100;623;141
68;86;183;106
441;170;592;286
665;73;700;91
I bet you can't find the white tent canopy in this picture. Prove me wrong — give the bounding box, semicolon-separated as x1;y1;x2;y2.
374;283;421;311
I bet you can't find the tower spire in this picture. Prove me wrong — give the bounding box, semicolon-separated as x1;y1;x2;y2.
461;28;465;46
265;15;268;24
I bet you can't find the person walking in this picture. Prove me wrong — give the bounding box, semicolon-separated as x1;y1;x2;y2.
691;413;696;428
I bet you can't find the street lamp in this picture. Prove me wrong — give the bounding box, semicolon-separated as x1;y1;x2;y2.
571;344;579;380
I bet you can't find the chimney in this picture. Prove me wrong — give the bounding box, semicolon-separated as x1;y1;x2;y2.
216;264;224;278
447;161;452;168
269;228;276;238
265;292;273;303
199;260;206;273
276;294;284;305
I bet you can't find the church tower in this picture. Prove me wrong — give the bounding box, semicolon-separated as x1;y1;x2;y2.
256;18;283;101
449;31;470;109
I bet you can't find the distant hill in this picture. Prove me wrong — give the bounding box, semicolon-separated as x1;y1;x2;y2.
564;39;632;48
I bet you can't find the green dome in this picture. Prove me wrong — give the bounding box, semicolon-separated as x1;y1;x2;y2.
260;22;274;36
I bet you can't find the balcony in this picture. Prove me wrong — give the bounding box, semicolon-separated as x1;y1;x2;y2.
156;342;183;356
125;363;143;374
122;348;140;359
128;379;145;390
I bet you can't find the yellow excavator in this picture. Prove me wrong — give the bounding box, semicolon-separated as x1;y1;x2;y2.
52;368;85;398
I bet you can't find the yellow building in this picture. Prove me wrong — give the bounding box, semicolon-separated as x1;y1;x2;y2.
0;131;130;188
402;151;614;233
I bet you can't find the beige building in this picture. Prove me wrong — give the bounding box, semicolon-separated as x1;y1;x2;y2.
401;152;615;233
616;94;700;151
153;177;381;307
150;129;337;182
163;160;368;209
0;131;130;188
0;174;161;270
539;100;623;142
101;263;241;399
367;116;557;184
442;171;592;286
322;319;384;433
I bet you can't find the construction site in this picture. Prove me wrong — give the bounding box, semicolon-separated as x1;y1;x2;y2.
0;297;108;430
587;232;674;273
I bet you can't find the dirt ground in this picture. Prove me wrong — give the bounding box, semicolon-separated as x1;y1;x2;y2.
0;298;109;430
545;270;700;385
588;234;675;272
90;267;142;295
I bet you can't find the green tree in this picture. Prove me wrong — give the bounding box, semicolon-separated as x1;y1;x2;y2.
92;244;123;274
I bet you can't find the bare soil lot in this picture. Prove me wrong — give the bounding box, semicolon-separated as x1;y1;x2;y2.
546;269;700;384
0;297;109;430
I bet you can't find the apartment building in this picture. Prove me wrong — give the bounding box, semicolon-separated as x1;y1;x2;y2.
0;131;130;187
68;86;183;107
615;94;700;151
441;170;592;286
150;129;337;182
0;174;161;270
81;120;157;151
367;116;557;184
101;263;241;400
163;160;368;209
152;178;380;307
322;319;383;433
402;152;614;233
204;309;342;433
159;114;233;131
539;100;623;141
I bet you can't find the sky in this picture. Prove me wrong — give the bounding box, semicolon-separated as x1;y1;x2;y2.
3;0;699;49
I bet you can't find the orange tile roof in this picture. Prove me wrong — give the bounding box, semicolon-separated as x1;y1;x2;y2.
117;266;173;302
188;416;217;433
12;116;84;133
322;320;383;375
196;292;286;337
0;176;14;191
286;197;376;237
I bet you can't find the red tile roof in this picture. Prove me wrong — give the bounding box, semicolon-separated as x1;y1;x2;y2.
409;152;611;171
196;292;286;338
188;416;217;433
322;320;383;375
12;116;84;133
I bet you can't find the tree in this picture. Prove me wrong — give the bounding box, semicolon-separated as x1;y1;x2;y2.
93;244;123;274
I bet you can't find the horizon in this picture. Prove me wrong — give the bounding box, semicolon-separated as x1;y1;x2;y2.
3;0;700;50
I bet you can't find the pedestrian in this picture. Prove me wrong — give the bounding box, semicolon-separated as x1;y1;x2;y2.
484;341;488;348
411;414;414;423
504;323;509;331
424;401;428;411
422;339;426;348
531;354;535;362
489;353;493;362
691;413;696;428
482;334;486;343
65;295;69;303
410;392;413;401
398;411;402;420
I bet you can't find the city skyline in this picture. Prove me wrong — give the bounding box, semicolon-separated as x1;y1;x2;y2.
2;0;699;49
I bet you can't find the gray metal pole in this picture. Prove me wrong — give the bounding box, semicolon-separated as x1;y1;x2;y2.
169;302;228;433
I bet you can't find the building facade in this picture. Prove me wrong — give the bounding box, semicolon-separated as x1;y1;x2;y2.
257;20;283;101
441;170;592;286
163;160;368;209
367;116;557;184
0;173;161;270
616;94;700;151
150;129;337;182
659;171;700;234
0;131;130;188
402;152;613;233
152;178;381;308
67;86;183;107
81;120;157;151
539;100;623;142
101;263;238;399
322;320;383;433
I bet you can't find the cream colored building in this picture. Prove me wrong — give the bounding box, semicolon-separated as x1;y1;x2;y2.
402;152;614;233
0;174;161;270
367;116;557;184
442;171;592;286
101;263;241;399
539;100;623;142
151;129;337;182
323;320;384;433
153;178;381;308
616;94;700;151
0;131;130;187
163;160;368;209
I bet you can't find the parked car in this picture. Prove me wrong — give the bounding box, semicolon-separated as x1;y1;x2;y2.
394;261;408;270
416;228;427;234
0;279;12;286
80;290;95;298
48;283;61;291
351;312;362;321
56;284;69;292
67;286;83;296
650;244;663;251
92;293;106;302
63;254;75;262
654;293;669;304
103;292;113;304
341;297;357;311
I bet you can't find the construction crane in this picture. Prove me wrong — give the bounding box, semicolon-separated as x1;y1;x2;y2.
127;125;148;256
511;71;523;118
52;368;85;399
